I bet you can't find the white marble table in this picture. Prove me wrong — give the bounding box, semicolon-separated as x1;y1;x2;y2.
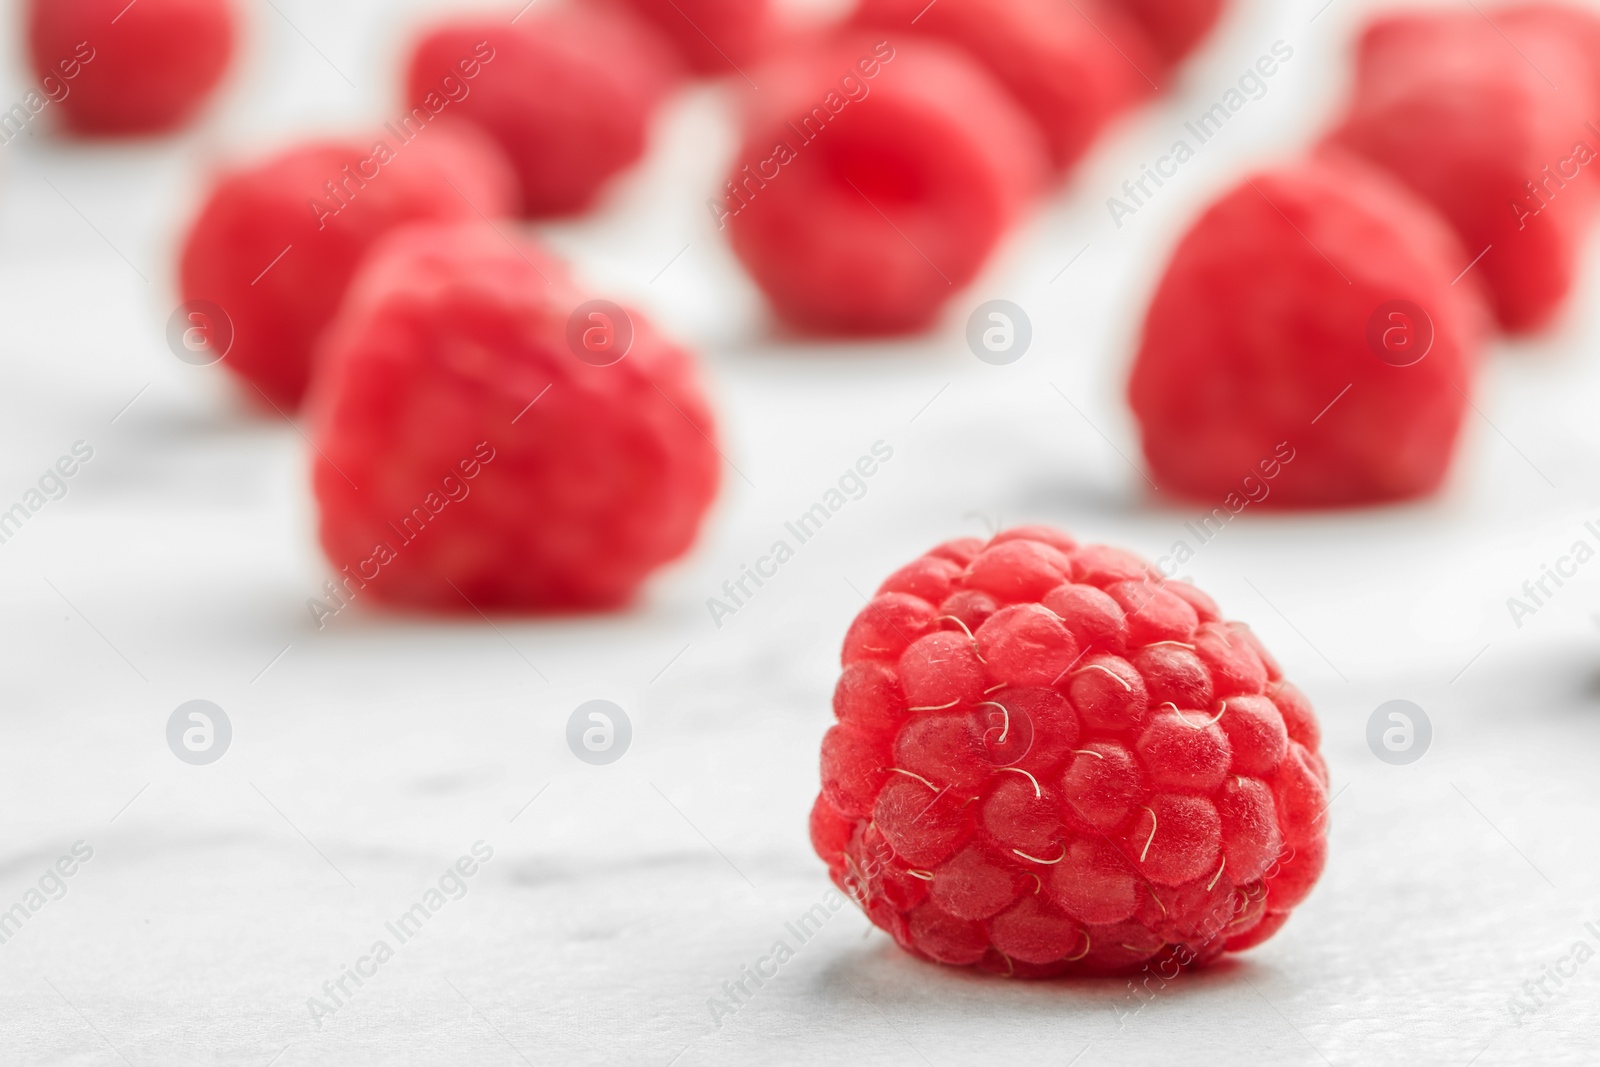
2;0;1599;1062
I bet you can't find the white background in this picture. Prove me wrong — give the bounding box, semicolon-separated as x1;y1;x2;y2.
1;0;1599;1063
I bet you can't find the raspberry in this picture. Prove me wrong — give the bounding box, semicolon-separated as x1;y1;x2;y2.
1328;9;1600;332
815;527;1329;976
28;0;234;136
616;0;773;74
1128;153;1485;506
851;0;1159;171
403;6;679;217
724;36;1047;333
178;127;517;410
306;222;720;611
1105;0;1228;65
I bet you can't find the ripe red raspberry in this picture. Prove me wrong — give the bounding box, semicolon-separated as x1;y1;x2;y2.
403;6;679;217
307;223;720;611
724;37;1046;333
1105;0;1228;65
616;0;773;75
28;0;235;135
812;527;1328;976
851;0;1159;172
1129;153;1486;506
178;126;517;410
1327;9;1600;333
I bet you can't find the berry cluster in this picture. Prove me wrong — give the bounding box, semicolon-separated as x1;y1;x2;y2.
811;527;1328;975
1132;4;1600;506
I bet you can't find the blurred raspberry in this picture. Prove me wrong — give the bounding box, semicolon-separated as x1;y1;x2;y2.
307;223;720;611
403;6;680;216
1105;0;1228;65
814;527;1329;976
725;36;1046;334
29;0;235;135
178;127;517;410
616;0;774;74
1328;9;1600;332
1129;153;1486;506
852;0;1159;172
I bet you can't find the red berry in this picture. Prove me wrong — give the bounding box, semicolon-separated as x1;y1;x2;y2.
616;0;773;74
1270;681;1321;750
1218;776;1283;883
1125;793;1221;885
809;793;854;873
1061;743;1144;829
990;893;1087;964
724;36;1047;333
852;0;1159;171
403;6;678;216
812;527;1329;975
29;0;234;135
1042;583;1129;653
1105;0;1228;65
179;129;517;409
1216;695;1289;776
975;604;1080;688
832;661;907;736
842;592;938;664
877;774;971;867
1129;153;1486;506
1067;655;1148;733
1328;10;1600;332
964;539;1074;602
307;222;720;611
982;775;1063;854
900;631;988;709
1193;622;1269;697
877;554;963;603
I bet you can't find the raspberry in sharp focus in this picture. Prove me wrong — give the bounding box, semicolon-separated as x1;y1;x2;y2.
851;0;1160;173
307;222;721;612
1128;152;1486;507
179;128;517;410
1327;9;1600;333
28;0;236;136
403;6;680;217
724;36;1047;334
812;527;1329;976
1103;0;1229;65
